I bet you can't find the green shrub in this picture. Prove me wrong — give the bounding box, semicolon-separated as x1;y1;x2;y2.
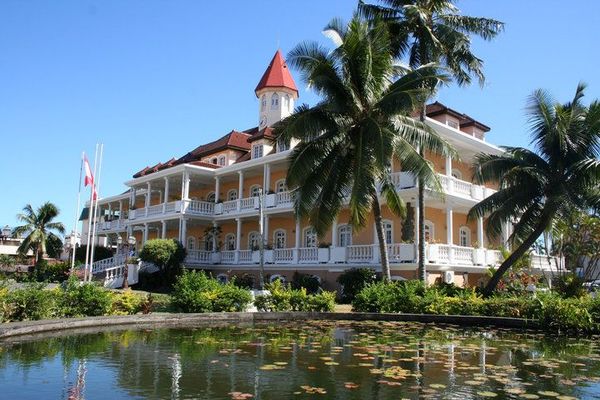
255;280;335;312
554;273;587;298
111;290;144;315
231;273;254;289
31;261;71;283
353;280;425;313
60;276;113;317
139;239;186;285
171;270;251;313
337;268;377;303
3;283;58;322
291;271;321;294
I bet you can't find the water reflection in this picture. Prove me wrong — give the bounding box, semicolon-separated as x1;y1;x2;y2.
0;321;600;399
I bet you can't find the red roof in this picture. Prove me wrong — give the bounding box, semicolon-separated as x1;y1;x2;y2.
255;50;298;97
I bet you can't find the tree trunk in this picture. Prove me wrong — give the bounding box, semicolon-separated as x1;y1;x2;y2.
482;220;549;297
417;105;427;282
373;195;391;281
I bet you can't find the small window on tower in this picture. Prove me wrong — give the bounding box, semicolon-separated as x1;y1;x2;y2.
271;93;279;109
261;95;266;111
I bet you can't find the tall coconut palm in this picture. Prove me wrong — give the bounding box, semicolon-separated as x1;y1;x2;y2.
13;202;65;264
469;84;600;296
359;0;504;281
274;16;454;280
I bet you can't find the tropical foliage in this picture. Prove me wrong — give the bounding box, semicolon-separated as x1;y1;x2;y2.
12;202;65;263
254;280;336;312
139;239;186;284
469;84;600;295
359;0;504;281
274;15;453;280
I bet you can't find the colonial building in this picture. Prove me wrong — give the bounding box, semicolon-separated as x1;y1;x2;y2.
83;50;554;289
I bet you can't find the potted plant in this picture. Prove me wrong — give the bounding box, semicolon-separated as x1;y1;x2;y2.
318;243;331;263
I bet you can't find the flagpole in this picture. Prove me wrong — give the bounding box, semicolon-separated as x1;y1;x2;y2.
84;144;99;281
89;143;104;282
70;152;84;273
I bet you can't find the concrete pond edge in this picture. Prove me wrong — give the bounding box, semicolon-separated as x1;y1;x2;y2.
0;312;540;340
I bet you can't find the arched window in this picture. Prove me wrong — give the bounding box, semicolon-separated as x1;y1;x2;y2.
187;236;196;251
459;226;471;247
303;227;317;248
211;157;218;165
277;137;290;152
250;185;262;197
218;155;226;166
261;95;266;111
273;229;286;249
271;93;279;109
248;231;260;250
227;189;238;201
224;233;236;251
269;274;286;284
206;192;216;203
284;94;291;111
338;224;352;247
216;273;228;284
203;233;215;251
451;169;463;180
275;179;287;193
424;220;434;243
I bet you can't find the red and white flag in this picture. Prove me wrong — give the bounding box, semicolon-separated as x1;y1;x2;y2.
83;154;97;200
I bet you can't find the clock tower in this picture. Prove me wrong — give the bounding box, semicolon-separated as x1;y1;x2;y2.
255;50;299;129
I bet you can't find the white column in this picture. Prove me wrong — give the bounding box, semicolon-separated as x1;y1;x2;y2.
212;221;218;251
164;177;170;203
145;182;151;216
446;206;454;264
143;223;149;244
237;171;244;211
445;156;452;176
161;220;167;239
263;163;271;193
263;215;269;246
214;176;221;203
331;219;338;247
477;217;484;248
184;172;190;200
293;219;301;263
118;200;123;221
181;218;187;246
235;218;242;263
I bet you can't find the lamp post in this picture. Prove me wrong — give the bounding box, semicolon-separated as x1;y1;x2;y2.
116;236;123;256
122;235;136;289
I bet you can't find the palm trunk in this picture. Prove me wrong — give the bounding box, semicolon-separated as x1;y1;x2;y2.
417;105;427;282
482;220;549;297
373;194;391;281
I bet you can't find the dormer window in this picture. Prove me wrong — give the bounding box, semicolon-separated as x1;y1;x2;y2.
271;93;279;109
261;95;266;111
218;155;226;166
252;144;264;159
446;119;459;129
211;157;218;165
277;137;290;152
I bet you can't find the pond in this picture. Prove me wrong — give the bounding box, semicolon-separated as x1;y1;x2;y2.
0;320;599;399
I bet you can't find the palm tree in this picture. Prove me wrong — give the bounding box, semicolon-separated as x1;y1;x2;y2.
359;0;504;281
13;202;65;264
469;84;600;296
274;16;453;280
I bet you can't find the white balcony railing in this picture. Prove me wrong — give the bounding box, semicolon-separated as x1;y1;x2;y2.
238;250;252;263
298;247;318;263
240;197;258;211
185;200;214;216
274;248;294;263
275;191;293;206
186;250;212;264
347;245;374;263
222;200;238;214
147;204;163;216
221;250;236;264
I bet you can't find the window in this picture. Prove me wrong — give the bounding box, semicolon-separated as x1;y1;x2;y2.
250;185;262;197
459;226;471;247
275;179;287;193
424;220;434;243
447;119;459;129
451;169;463;180
186;236;196;251
303;227;317;248
218;156;226;166
261;95;266;111
248;231;260;250
204;233;215;251
284;94;291;111
269;274;286;284
383;220;393;244
206;192;216;203
252;144;264;159
224;233;236;250
271;93;279;109
338;224;352;247
211;157;218;165
227;189;238;201
277;137;290;152
273;229;286;249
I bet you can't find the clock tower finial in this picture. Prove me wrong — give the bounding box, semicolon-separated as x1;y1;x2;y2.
255;50;299;129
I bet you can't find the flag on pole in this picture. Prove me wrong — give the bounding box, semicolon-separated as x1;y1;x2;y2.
83;154;97;200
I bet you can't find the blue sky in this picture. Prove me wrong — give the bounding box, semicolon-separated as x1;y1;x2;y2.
0;0;598;234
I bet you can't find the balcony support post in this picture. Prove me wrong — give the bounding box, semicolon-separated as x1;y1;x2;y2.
263;163;271;193
477;217;484;248
143;223;149;245
180;218;187;245
145;182;151;217
118;200;123;223
446;205;454;264
293;219;300;263
235;218;242;263
161;220;166;239
331;219;338;248
163;177;170;213
237;171;244;211
214;176;221;203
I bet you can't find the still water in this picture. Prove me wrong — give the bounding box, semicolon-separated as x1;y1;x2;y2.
0;320;599;399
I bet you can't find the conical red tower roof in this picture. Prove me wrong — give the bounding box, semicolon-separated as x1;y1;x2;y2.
254;50;298;97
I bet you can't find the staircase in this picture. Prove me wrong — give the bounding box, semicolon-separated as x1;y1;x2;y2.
90;255;141;288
